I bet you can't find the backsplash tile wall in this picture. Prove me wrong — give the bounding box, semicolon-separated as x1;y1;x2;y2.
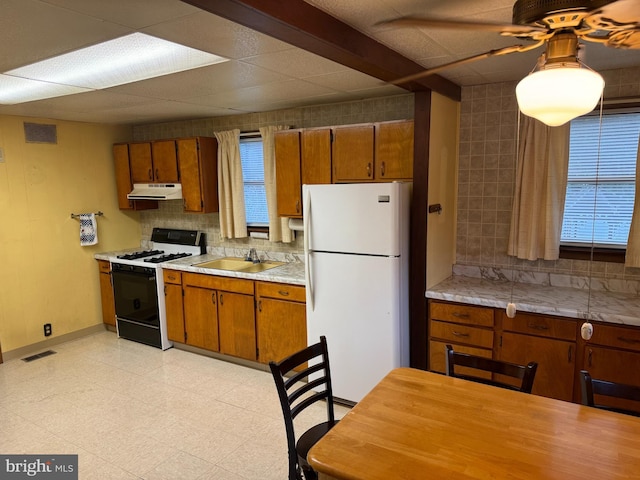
133;94;414;255
456;65;640;281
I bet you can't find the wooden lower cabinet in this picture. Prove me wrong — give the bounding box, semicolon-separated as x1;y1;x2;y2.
255;282;307;366
581;322;640;412
218;291;256;360
498;332;575;401
181;273;256;360
97;260;115;326
163;270;185;343
183;284;220;351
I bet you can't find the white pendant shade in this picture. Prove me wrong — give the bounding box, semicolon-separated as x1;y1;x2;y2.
515;66;604;127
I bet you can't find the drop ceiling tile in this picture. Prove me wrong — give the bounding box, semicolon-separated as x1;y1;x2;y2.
41;0;199;29
142;11;292;60
303;69;396;92
108;62;292;100
305;0;399;31
0;0;131;71
243;48;348;78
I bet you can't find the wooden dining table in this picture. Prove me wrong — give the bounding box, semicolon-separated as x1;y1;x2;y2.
307;367;640;480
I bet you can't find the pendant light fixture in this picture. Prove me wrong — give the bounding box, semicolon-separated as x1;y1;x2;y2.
516;33;604;127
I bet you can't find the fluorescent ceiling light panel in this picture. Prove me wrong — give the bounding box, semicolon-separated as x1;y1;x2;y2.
0;75;91;104
2;33;228;103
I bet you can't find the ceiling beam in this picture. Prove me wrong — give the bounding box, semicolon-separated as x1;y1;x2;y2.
182;0;461;101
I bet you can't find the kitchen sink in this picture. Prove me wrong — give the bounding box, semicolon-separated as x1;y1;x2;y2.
193;257;285;273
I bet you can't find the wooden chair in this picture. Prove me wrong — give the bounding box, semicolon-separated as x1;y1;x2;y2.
270;336;338;480
445;344;538;393
579;370;640;417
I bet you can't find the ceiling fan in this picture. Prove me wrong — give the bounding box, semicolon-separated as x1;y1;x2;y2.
380;0;640;125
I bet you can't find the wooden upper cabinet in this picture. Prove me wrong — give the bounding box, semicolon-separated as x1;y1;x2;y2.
151;140;180;183
112;143;157;211
375;120;414;181
302;128;332;185
130;140;179;184
332;124;375;182
177;137;218;213
275;129;303;218
129;142;154;183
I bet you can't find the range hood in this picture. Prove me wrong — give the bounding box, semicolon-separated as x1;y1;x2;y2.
127;183;182;200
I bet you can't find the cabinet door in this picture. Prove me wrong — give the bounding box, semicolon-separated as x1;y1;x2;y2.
151;140;179;183
257;297;307;366
332;125;374;182
302;128;332;185
375;120;413;181
499;332;575;401
275;130;302;217
98;263;115;327
183;286;219;351
178;138;205;213
113;144;134;210
129;142;153;183
164;283;185;343
583;345;640;411
218;292;256;360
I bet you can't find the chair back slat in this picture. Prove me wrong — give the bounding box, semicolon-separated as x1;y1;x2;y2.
445;344;538;394
580;370;640;417
270;336;338;480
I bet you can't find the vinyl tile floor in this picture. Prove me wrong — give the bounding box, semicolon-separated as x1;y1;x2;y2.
0;331;351;479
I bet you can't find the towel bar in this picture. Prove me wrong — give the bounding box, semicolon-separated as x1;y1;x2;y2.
71;211;103;219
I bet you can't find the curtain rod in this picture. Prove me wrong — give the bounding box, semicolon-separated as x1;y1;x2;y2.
239;130;261;137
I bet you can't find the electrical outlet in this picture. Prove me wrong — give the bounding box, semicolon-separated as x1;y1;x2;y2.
44;323;52;337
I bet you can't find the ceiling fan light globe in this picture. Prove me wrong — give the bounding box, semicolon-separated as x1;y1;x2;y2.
515;67;604;127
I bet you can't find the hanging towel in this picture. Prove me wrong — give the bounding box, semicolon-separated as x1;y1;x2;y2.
79;213;98;246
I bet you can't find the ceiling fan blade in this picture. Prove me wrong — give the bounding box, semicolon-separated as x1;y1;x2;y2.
377;16;546;36
591;0;640;24
390;42;544;86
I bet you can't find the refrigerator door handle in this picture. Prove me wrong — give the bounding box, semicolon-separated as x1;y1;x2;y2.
303;188;314;311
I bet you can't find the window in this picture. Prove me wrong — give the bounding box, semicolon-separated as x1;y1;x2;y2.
560;111;640;248
239;137;269;227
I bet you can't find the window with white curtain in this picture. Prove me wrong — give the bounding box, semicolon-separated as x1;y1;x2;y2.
239;137;269;227
560;111;640;248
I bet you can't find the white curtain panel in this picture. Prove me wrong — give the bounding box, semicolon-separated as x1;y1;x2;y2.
214;129;247;239
260;125;294;243
625;135;640;267
508;116;570;261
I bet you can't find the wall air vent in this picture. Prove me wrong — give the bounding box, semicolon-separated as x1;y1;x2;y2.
24;122;57;144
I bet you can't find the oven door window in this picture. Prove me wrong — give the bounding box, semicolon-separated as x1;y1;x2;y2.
112;268;159;325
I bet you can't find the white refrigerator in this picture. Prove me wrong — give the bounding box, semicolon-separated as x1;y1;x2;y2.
303;182;411;403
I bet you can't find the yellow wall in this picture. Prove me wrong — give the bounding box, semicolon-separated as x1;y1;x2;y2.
427;92;460;288
0;115;140;353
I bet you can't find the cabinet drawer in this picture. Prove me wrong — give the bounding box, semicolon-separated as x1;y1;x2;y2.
430;301;494;327
588;323;640;352
501;312;576;341
97;260;111;273
256;281;305;303
430;320;494;349
163;269;182;285
183;272;254;295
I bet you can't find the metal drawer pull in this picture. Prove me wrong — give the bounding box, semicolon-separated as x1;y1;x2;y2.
367;162;372;177
452;313;470;319
527;323;549;331
617;336;640;344
278;290;290;296
588;348;593;367
452;331;469;337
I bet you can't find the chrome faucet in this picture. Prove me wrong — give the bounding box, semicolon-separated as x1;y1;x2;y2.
246;248;260;263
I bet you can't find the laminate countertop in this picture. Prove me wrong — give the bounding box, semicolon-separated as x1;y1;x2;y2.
426;266;640;328
95;249;305;286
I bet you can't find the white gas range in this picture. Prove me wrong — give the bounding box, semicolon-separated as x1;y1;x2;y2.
110;228;206;350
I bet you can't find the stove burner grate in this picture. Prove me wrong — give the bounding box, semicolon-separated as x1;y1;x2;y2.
117;249;164;260
144;252;193;264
